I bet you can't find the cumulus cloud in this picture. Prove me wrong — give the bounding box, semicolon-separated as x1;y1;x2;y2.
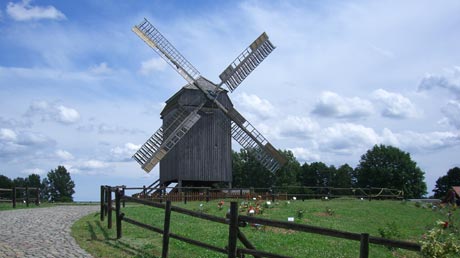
441;100;460;129
317;123;380;154
80;159;109;170
6;0;66;21
55;149;74;160
234;92;276;119
0;128;17;141
289;147;320;162
418;66;460;97
110;143;140;161
0;128;55;157
25;100;80;125
139;57;168;75
278;116;319;139
312;91;374;119
22;168;45;175
372;89;419;118
89;62;113;75
382;129;460;152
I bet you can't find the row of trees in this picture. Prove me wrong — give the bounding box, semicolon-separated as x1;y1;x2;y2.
0;166;75;202
233;144;428;198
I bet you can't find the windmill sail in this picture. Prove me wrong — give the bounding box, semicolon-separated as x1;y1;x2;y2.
133;107;201;172
219;32;275;92
133;18;200;84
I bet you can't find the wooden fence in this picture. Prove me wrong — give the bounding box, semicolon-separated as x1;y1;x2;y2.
100;186;420;258
116;185;403;204
0;187;40;208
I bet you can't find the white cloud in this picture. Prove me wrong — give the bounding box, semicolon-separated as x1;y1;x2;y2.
289;147;320;162
80;159;109;169
56;105;80;124
0;128;17;141
25;100;80;125
22;168;45;175
279;116;319;139
419;66;460;98
317;123;380;154
55;149;74;160
110;143;140;161
139;57;168;75
6;0;66;21
372;89;419;119
383;129;460;152
234;92;276;119
441;100;460;129
312;91;374;119
89;62;113;75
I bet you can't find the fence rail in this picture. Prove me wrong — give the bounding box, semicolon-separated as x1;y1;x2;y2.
0;187;40;208
100;185;420;258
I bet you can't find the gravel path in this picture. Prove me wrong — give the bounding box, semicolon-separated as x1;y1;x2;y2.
0;205;99;258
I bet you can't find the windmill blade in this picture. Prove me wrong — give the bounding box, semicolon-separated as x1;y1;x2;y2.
219;32;275;92
133;106;202;172
132;18;200;84
227;107;287;172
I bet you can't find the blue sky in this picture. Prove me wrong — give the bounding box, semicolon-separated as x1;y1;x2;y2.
1;0;459;201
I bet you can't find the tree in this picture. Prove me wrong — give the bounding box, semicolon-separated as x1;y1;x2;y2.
43;166;75;202
232;149;273;188
0;174;13;199
273;150;301;188
334;164;355;188
355;144;427;198
26;174;41;188
432;167;460;198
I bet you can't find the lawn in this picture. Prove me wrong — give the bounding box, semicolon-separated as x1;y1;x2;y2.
71;198;457;258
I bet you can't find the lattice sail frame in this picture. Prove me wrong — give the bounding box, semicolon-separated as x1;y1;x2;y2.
132;18;286;173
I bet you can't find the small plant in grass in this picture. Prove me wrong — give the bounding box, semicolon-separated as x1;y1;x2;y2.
296;210;304;221
415;202;421;208
325;207;334;216
378;221;402;250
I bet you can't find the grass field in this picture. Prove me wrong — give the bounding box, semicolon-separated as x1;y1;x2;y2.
71;198;458;258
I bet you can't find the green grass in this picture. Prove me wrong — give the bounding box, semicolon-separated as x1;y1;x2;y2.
72;199;457;258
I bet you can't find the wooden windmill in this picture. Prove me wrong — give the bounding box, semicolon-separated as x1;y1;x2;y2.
132;18;286;189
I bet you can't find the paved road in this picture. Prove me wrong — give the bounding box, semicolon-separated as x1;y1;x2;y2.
0;205;99;258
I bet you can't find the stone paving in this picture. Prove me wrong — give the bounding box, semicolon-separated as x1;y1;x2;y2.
0;205;99;258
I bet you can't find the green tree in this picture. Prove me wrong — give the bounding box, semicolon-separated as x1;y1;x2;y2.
273;150;300;187
334;164;355;188
43;166;75;202
355;144;427;198
232;149;273;188
432;167;460;198
0;174;13;199
26;174;41;188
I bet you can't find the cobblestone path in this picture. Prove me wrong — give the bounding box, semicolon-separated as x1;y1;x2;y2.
0;205;99;258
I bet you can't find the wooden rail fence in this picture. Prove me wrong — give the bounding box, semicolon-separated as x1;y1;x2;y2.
0;187;40;208
100;185;420;258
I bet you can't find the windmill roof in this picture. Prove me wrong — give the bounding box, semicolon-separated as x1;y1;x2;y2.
453;186;460;196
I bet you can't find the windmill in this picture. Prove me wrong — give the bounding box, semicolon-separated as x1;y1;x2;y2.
132;18;286;189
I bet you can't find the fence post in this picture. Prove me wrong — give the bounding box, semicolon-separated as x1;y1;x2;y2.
100;185;105;221
12;186;16;208
359;233;369;258
206;188;210;203
36;188;40;205
162;200;172;258
184;191;187;205
122;185;126;208
108;187;112;229
105;186;109;216
26;186;29;207
228;202;238;258
115;188;122;239
143;185;146;198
